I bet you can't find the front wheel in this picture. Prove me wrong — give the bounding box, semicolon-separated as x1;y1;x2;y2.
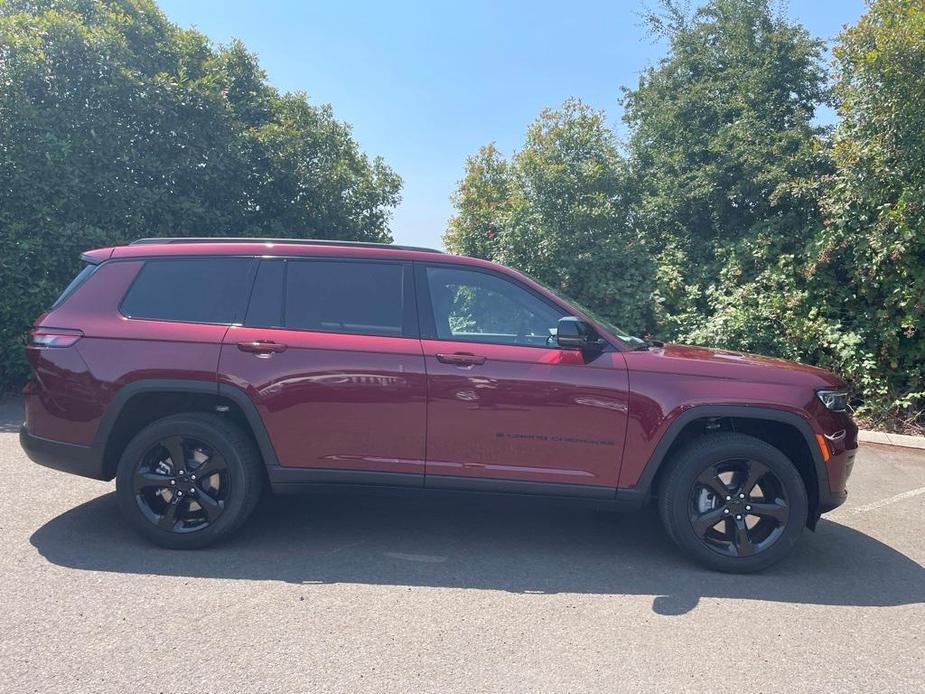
658;433;808;573
115;413;263;549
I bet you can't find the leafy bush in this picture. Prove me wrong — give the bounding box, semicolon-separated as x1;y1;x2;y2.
804;0;925;427
0;0;401;386
446;100;657;336
447;0;925;429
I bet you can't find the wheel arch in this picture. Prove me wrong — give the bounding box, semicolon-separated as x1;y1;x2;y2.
96;379;279;480
629;406;828;526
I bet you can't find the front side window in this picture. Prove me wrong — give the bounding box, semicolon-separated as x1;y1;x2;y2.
121;258;255;324
425;266;568;346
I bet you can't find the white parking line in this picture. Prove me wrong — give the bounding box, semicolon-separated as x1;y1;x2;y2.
829;486;925;518
385;552;447;563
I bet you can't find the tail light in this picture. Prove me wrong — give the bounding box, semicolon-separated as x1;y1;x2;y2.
30;328;83;348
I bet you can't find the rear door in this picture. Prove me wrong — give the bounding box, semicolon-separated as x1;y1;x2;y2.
219;257;427;484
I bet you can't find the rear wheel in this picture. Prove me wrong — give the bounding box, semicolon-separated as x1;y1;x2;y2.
658;433;808;573
115;413;263;549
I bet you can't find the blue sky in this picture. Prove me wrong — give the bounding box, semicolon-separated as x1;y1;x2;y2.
158;0;867;249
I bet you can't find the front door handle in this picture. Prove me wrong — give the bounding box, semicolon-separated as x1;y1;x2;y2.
237;340;287;354
436;352;486;367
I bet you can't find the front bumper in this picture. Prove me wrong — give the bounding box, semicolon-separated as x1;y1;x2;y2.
818;446;856;513
806;401;858;516
808;433;857;528
818;487;849;514
19;425;109;481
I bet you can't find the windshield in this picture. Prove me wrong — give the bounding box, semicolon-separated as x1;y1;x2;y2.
524;273;648;348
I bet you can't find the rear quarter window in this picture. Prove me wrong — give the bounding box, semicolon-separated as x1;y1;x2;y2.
120;258;256;324
51;263;98;309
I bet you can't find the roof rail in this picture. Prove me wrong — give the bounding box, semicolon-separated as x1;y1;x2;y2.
130;237;444;254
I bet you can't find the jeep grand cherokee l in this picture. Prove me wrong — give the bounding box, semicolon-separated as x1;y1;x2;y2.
19;238;858;572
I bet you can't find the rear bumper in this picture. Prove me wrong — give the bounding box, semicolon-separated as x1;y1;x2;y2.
19;425;109;481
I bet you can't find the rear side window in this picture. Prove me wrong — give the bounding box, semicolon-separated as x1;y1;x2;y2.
244;259;285;328
51;263;98;309
245;259;409;337
121;258;255;324
287;260;405;336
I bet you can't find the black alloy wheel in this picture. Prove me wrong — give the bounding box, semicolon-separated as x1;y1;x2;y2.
133;435;230;533
116;412;263;549
658;433;808;573
689;458;790;558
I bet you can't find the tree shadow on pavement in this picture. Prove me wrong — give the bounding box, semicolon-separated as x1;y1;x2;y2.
0;395;23;434
31;490;925;615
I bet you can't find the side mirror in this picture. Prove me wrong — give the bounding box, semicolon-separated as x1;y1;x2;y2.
556;317;603;352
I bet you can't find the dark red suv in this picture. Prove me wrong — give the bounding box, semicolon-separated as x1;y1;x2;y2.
19;238;857;572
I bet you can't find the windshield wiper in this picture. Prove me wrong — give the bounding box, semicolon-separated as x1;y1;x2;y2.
633;338;664;351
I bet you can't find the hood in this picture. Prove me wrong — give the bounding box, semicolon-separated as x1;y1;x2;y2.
625;343;846;388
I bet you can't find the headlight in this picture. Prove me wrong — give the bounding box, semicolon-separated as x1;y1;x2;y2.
817;389;849;412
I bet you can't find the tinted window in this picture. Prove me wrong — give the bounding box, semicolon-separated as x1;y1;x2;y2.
285;260;405;336
52;262;97;309
245;260;285;328
425;266;567;346
121;258;255;324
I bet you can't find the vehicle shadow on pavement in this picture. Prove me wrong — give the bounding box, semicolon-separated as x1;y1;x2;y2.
31;490;925;616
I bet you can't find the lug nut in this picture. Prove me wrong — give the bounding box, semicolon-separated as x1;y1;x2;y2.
190;475;196;481
735;514;742;520
170;480;176;486
176;491;183;497
725;496;731;501
739;493;745;499
745;505;751;511
723;509;730;515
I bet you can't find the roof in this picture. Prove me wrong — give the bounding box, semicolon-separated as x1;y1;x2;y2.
131;237;443;254
99;236;474;265
80;237;633;350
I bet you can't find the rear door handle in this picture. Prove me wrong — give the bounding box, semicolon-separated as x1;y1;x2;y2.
237;340;287;354
436;352;486;367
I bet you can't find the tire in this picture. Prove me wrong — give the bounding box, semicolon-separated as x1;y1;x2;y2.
657;433;808;573
115;412;263;549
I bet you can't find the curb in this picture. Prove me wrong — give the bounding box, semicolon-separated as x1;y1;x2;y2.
859;429;925;451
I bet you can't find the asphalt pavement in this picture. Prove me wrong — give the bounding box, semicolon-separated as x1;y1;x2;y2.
0;395;922;693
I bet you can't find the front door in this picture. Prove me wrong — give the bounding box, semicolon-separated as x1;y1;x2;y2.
417;263;629;493
219;257;426;484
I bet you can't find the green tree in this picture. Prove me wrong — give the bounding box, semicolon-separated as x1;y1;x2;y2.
444;143;512;262
445;99;656;335
804;0;925;424
622;0;829;354
444;0;924;428
0;0;401;385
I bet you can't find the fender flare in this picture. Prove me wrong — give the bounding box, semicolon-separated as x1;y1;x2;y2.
96;379;281;475
624;405;829;505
